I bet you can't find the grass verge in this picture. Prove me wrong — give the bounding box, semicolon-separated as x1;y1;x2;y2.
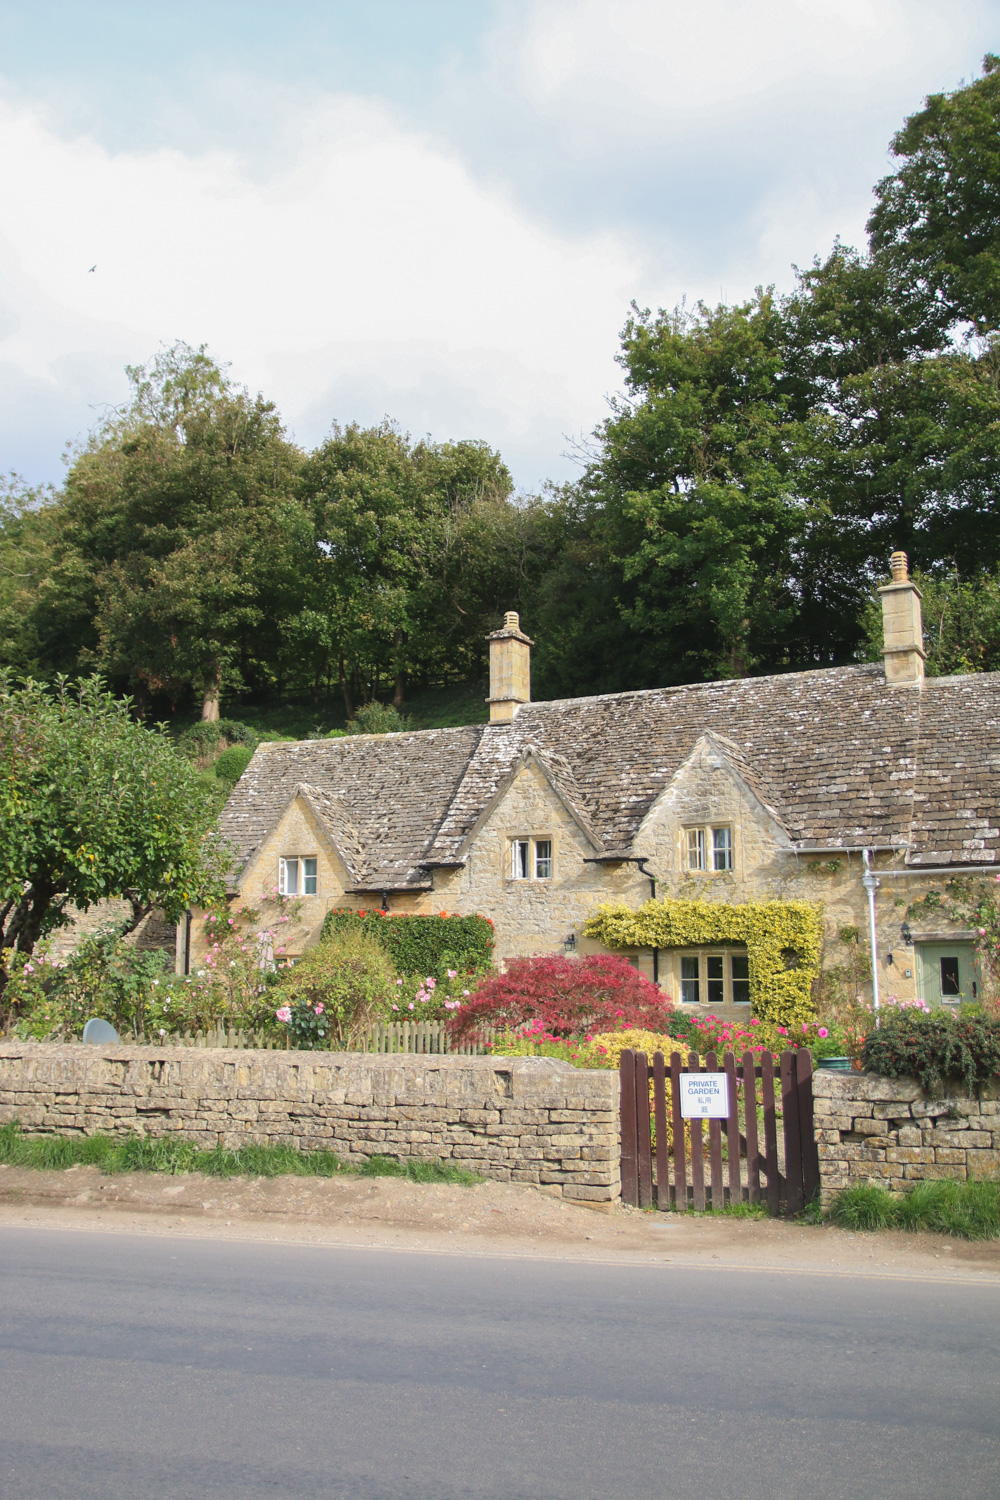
827;1179;1000;1241
0;1122;480;1186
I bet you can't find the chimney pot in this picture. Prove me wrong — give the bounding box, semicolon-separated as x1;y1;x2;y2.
890;550;909;583
504;610;520;630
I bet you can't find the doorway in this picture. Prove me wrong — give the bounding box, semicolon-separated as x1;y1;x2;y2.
916;941;978;1006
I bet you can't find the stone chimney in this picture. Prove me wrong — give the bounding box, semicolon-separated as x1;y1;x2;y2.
878;551;925;686
487;611;533;723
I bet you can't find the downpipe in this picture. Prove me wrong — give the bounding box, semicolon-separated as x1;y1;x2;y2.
862;848;880;1018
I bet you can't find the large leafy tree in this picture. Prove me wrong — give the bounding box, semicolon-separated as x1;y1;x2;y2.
0;676;228;1003
868;53;1000;337
583;292;818;683
297;423;526;711
58;344;305;719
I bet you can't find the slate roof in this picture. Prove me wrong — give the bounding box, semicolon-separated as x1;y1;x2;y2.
217;664;1000;887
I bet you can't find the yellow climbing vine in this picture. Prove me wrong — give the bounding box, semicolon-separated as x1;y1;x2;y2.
583;897;824;1026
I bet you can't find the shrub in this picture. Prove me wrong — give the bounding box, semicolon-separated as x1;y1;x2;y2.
321;908;493;983
214;745;254;784
272;929;397;1047
861;1008;1000;1095
584;1028;690;1071
344;702;413;736
5;928;175;1040
686;1013;847;1060
447;952;673;1045
216;719;259;747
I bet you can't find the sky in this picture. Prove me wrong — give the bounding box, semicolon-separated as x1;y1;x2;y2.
0;0;997;495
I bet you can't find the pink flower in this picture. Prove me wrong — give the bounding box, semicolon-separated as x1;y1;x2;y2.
818;1027;829;1038
392;1004;399;1011
275;1006;292;1023
979;927;987;936
396;979;403;986
408;1002;415;1011
462;989;470;996
425;977;436;989
314;1003;324;1015
446;969;457;979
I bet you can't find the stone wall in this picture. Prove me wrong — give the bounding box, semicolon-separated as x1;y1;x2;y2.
813;1069;1000;1202
0;1043;620;1203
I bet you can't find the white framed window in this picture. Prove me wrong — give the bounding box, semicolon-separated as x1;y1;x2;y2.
509;837;553;881
279;856;318;896
675;948;750;1007
685;825;733;873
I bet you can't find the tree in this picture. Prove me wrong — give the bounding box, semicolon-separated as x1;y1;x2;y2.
868;54;1000;338
0;676;228;1006
862;568;1000;676
58;344;305;719
583;293;818;683
297;423;524;711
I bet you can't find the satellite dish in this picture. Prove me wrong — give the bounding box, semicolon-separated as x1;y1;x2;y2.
82;1017;120;1045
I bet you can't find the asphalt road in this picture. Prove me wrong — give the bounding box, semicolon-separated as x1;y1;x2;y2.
1;1227;998;1500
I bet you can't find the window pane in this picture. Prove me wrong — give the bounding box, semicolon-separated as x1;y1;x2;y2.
512;841;529;879
303;858;318;895
706;954;724;1006
940;956;961;996
687;829;705;871
534;840;552;879
730;953;751;1005
280;858;298;896
680;955;700;1005
712;827;732;871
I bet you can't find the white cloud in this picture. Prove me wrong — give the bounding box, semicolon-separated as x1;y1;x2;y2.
0;1;996;491
0;92;643;489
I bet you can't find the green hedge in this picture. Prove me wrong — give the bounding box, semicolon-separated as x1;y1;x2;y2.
320;908;494;980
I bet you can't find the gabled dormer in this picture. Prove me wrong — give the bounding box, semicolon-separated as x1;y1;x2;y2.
636;733;792;881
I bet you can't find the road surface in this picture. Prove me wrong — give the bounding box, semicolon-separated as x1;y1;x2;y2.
1;1225;998;1499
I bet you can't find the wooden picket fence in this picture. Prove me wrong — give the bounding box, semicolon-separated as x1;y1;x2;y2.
619;1047;819;1216
126;1019;489;1055
357;1020;491;1056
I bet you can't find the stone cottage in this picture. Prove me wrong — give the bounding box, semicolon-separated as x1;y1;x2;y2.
188;554;1000;1016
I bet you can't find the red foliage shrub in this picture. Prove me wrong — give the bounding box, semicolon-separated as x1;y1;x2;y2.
446;952;673;1044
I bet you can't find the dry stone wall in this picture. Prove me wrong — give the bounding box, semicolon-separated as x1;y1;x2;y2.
814;1069;1000;1202
0;1044;620;1203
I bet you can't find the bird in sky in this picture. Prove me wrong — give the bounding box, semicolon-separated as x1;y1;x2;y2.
88;264;96;272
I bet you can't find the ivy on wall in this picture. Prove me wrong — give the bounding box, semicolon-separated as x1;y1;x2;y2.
584;897;823;1026
320;908;494;981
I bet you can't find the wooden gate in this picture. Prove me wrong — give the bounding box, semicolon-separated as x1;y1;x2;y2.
619;1048;819;1215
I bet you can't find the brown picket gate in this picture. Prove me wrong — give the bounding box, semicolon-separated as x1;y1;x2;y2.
619;1048;819;1216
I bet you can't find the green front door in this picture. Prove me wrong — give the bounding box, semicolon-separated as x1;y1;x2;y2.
916;941;978;1006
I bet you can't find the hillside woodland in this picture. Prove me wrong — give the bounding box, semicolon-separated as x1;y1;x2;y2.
3;59;1000;726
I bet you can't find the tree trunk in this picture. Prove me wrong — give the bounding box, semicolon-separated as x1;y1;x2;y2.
392;628;405;710
201;666;221;722
339;657;353;720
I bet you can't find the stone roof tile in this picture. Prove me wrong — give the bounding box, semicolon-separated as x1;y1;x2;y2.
217;665;1000;884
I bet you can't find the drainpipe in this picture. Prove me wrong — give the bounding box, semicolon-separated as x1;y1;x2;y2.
862;849;880;1012
635;858;659;987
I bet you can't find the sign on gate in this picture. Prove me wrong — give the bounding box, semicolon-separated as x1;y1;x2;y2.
679;1072;729;1118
